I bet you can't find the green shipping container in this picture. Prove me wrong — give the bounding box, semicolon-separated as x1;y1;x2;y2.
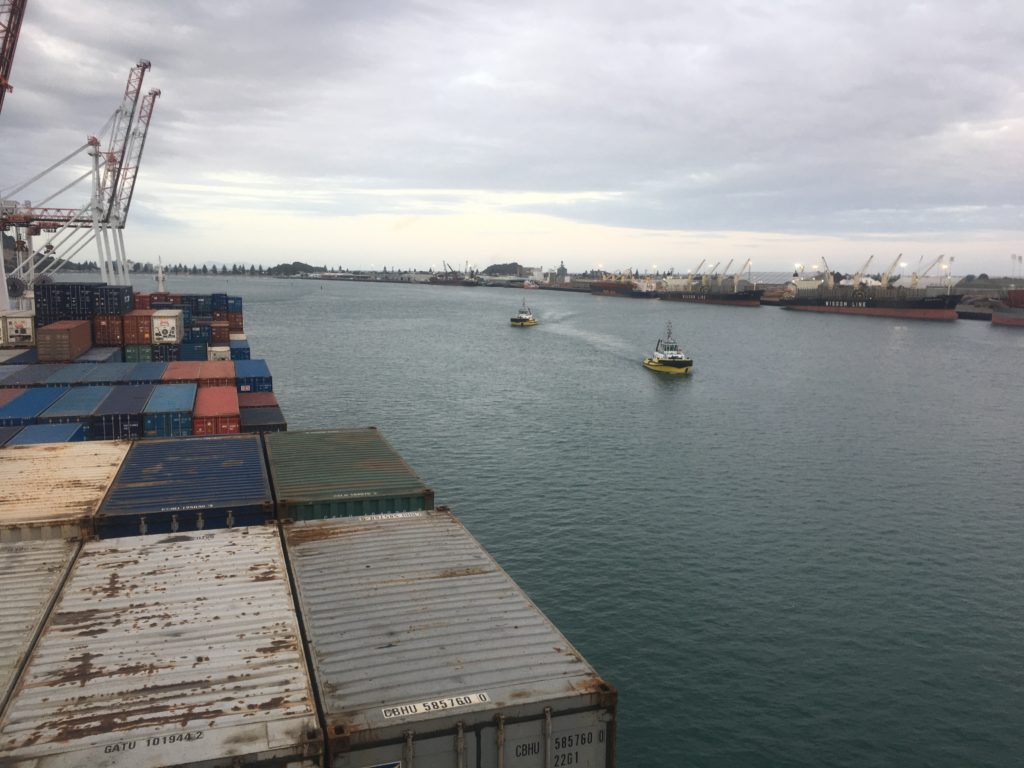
124;344;153;363
265;427;434;520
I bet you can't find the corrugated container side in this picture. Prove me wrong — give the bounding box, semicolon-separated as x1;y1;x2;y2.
0;539;80;714
211;320;230;343
151;308;184;344
142;382;197;438
198;360;235;387
240;406;287;433
0;387;71;427
0;527;322;766
97;434;273;536
266;428;435;521
2;311;36;347
93;314;124;346
193;385;240;435
37;386;112;437
179;341;208;360
89;384;155;440
151;343;180;362
36;320;92;362
0;425;22;445
207;344;231;361
284;510;617;767
122;309;155;345
0;441;130;542
6;422;88;444
123;343;153;362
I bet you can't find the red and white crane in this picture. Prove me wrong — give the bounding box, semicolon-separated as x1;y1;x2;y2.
0;0;28;116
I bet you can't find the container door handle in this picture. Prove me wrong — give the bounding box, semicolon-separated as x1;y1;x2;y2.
496;714;505;768
543;707;553;768
403;730;415;768
456;721;466;768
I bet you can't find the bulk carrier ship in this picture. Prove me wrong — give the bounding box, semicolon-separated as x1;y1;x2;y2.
778;255;963;321
589;272;659;298
660;258;764;307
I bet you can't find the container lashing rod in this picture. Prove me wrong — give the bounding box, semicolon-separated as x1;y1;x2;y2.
543;706;553;768
403;730;415;768
456;721;466;768
496;714;506;768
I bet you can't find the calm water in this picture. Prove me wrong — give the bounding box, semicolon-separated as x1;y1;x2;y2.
158;275;1023;766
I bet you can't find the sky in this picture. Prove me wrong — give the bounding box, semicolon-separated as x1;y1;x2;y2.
2;0;1023;275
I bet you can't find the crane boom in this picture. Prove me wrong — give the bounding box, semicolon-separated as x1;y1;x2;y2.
880;253;903;289
101;59;150;222
911;255;944;288
734;258;752;292
819;256;835;289
851;255;874;287
0;0;28;115
686;259;705;288
113;87;160;226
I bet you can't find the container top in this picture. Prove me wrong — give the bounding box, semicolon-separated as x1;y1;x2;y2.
0;362;27;379
151;308;183;317
234;358;270;377
0;527;321;766
143;382;198;414
283;509;613;735
93;384;156;417
0;309;34;317
123;361;167;383
37;319;90;332
39;385;112;418
0;425;21;445
1;363;65;387
193;385;239;417
0;388;26;408
0;539;80;714
0;387;70;420
123;308;155;317
0;441;130;534
239;406;285;426
80;362;138;385
161;360;202;381
6;422;87;445
74;347;122;364
43;363;97;386
238;391;278;408
99;434;271;518
265;428;431;504
198;360;235;379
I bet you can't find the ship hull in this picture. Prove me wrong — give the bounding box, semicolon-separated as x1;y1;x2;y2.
589;282;659;298
779;290;961;321
660;289;763;307
991;306;1024;327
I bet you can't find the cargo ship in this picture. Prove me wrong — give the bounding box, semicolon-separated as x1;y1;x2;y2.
660;258;763;307
990;289;1024;327
589;273;659;298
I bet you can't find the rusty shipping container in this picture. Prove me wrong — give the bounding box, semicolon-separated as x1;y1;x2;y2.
122;309;155;345
93;314;125;346
0;538;80;714
0;526;322;767
0;441;130;542
35;320;92;362
283;509;617;767
265;427;434;520
192;385;240;435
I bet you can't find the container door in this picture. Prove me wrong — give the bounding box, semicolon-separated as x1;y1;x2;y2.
338;728;479;768
480;710;612;768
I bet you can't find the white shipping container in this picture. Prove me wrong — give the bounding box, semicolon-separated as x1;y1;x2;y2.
0;539;79;714
150;308;184;344
283;509;617;768
0;526;322;767
1;310;36;347
0;442;131;542
207;345;231;360
229;332;247;341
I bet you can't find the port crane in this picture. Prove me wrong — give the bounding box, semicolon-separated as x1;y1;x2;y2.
819;256;835;289
684;259;705;289
701;261;719;288
879;253;903;289
1;60;159;309
0;0;27;116
716;259;734;287
849;255;874;288
732;258;752;293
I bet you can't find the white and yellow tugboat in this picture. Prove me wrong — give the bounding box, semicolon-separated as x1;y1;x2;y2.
642;321;693;374
510;298;538;327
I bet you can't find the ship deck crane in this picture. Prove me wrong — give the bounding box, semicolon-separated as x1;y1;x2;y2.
911;255;944;288
879;253;903;289
819;256;835;289
701;261;719;288
733;258;752;293
850;255;874;288
718;259;734;287
685;259;705;289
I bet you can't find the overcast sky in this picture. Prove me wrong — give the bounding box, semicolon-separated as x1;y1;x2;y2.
3;0;1023;274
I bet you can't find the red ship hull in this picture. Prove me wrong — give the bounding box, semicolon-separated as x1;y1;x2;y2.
781;305;958;321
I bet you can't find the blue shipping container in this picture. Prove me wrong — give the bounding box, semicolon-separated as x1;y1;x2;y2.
96;434;274;537
229;340;251;360
90;384;155;440
143;383;197;438
0;364;28;386
0;387;71;426
0;363;65;388
75;347;123;364
0;425;22;445
234;359;272;392
227;296;243;312
179;342;208;361
43;363;97;387
2;348;38;365
7;422;88;444
80;362;139;386
38;386;113;434
124;362;168;384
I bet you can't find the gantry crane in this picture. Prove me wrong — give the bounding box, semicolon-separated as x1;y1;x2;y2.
0;0;28;116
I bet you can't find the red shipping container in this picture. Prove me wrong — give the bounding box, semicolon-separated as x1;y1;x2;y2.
238;391;279;409
227;312;244;332
134;293;152;309
150;292;170;302
166;293;184;305
123;310;156;345
93;315;125;346
193;385;240;435
36;320;92;362
210;321;230;344
197;360;235;388
212;310;228;321
162;361;203;383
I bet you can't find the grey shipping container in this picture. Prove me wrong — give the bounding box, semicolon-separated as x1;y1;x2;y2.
283;509;617;767
0;539;79;714
0;425;22;445
0;526;322;766
266;427;435;520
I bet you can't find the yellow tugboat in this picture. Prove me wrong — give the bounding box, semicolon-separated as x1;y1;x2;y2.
642;321;693;374
510;298;538;327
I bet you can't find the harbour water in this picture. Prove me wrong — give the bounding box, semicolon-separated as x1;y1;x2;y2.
146;275;1023;766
